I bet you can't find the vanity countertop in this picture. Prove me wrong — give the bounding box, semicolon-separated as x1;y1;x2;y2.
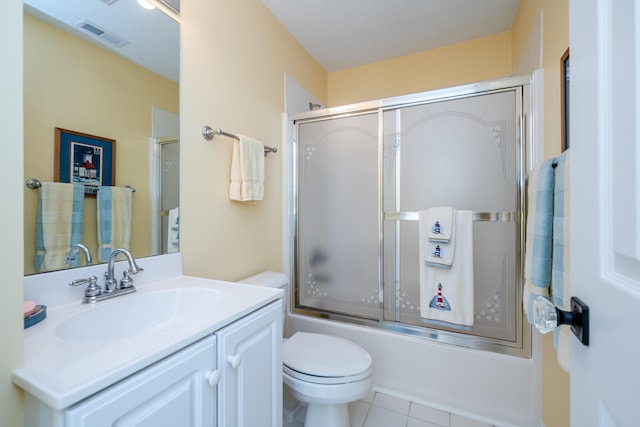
13;274;282;410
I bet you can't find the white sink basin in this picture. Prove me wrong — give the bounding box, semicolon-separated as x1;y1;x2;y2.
54;287;224;341
16;273;282;410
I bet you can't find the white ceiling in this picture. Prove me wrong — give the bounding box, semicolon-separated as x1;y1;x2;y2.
23;0;521;82
260;0;522;72
24;0;179;82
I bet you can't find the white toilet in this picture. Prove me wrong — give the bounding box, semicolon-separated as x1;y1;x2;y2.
238;272;372;427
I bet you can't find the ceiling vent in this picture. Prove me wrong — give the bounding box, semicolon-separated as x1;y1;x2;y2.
76;20;130;48
97;0;120;5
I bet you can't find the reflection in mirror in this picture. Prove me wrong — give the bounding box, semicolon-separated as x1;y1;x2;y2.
23;0;179;275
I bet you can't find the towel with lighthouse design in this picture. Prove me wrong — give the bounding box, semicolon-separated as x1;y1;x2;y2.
419;209;475;326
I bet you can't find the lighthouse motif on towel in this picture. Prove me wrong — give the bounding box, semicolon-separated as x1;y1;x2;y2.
432;244;442;259
432;221;442;235
428;283;451;311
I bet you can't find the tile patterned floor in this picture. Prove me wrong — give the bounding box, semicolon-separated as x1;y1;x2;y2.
284;389;497;427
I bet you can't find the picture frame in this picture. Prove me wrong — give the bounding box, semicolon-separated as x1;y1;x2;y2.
560;48;570;151
54;128;116;195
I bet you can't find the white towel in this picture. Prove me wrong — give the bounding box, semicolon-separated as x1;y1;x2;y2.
425;239;455;267
230;135;264;201
419;210;474;326
425;206;455;242
167;207;179;254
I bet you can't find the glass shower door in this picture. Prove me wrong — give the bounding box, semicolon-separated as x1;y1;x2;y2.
296;113;380;318
383;90;522;343
293;82;529;355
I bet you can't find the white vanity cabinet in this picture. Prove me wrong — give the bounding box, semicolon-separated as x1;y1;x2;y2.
63;336;217;427
216;300;282;427
21;298;283;427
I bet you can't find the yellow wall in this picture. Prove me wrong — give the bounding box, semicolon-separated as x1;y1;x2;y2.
327;31;512;106
180;0;326;281
0;0;24;425
23;14;179;274
511;1;570;426
3;2;567;426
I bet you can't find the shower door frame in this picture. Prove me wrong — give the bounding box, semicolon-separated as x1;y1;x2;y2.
289;76;532;357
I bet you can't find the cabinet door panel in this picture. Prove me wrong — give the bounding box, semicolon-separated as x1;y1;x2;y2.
66;336;216;427
217;301;282;427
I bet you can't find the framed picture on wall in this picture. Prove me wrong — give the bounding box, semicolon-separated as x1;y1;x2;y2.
561;48;570;151
54;128;116;195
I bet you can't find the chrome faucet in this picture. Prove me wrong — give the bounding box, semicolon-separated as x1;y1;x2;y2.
69;248;143;303
65;243;93;266
104;248;144;293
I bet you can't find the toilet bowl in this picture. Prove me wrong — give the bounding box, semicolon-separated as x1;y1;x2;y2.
283;331;372;427
237;272;373;427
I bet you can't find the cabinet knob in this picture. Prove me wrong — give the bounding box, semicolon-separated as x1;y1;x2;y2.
204;370;221;387
228;354;242;369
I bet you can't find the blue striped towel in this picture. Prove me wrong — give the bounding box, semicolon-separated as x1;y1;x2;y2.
552;150;571;371
97;186;133;262
35;182;85;271
523;158;556;322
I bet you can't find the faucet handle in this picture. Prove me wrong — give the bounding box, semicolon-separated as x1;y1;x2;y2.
120;270;135;289
69;276;101;298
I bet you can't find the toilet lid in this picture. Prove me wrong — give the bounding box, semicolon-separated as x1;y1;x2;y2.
283;332;372;378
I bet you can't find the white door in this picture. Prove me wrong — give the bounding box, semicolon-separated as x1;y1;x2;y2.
570;1;640;425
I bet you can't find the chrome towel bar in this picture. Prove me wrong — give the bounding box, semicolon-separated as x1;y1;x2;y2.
25;178;136;193
385;211;516;222
201;125;277;155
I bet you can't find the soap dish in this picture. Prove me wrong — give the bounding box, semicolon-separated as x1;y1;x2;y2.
24;305;47;329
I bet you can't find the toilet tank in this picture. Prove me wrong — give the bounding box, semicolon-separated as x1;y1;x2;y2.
237;271;289;334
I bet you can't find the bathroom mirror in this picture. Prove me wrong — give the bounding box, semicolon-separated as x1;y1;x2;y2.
23;0;179;275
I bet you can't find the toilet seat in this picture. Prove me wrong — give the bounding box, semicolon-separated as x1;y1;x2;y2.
283;332;372;385
284;364;371;384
